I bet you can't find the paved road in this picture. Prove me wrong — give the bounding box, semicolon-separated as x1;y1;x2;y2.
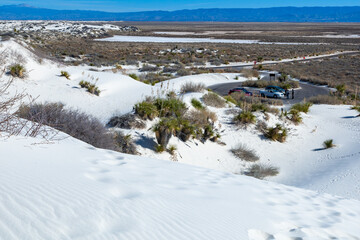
208;81;330;105
209;51;359;70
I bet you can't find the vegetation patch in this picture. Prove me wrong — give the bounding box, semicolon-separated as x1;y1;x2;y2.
191;98;204;109
60;70;70;80
231;144;259;162
264;124;287;142
202;92;226;108
234;111;256;125
79;80;101;96
9;64;26;78
323;139;335;149
180;82;206;93
245;164;279;179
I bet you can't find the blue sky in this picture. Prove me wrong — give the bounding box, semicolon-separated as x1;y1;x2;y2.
2;0;360;12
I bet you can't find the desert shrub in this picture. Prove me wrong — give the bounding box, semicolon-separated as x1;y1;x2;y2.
17;103;114;149
231;144;259;162
191;98;204;109
107;113;145;129
154;98;187;118
264;124;287;142
176;118;196;142
256;120;268;133
60;70;70;80
153;117;179;147
9;64;25;78
307;95;343;105
241;68;259;79
245;164;279;179
177;68;191;76
234;111;256;125
336;84;346;96
251;103;269;113
352;105;360;116
323;139;334;149
267;107;280;115
180;82;206;93
291;102;312;113
155;144;165;153
288;109;302;125
129;73;139;80
79;80;101;96
113;131;137;155
168;144;177;155
202;92;226;108
184;109;217;127
140;64;160;72
224;95;237;105
134;101;158;120
278;72;288;82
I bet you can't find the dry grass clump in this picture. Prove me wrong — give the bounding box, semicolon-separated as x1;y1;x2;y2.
9;64;26;78
242;80;299;89
245;164;279;179
184;109;217;127
241;68;259;79
307;95;343;105
231;144;259;162
202;92;226;108
107;113;145;129
180;82;206;93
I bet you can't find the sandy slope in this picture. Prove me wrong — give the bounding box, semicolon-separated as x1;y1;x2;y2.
1;134;360;240
1;39;360;202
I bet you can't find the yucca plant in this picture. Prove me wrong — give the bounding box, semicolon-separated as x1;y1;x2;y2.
264;124;288;142
234;111;256;125
291;102;312;113
60;70;70;80
10;64;25;78
134;101;159;120
323;139;334;149
191;98;204;110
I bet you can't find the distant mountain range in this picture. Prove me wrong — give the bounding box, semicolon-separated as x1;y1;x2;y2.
1;4;360;22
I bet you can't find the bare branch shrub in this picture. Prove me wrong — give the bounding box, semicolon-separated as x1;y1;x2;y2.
231;144;259;162
108;113;146;129
245;164;279;179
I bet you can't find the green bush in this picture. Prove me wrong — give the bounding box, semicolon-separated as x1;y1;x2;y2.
9;64;25;78
323;139;334;149
234;111;256;125
129;73;139;80
153;117;179;148
155;144;165;153
191;98;204;109
291;102;312;113
60;71;70;80
154;98;187;118
134;101;159;120
351;105;360;116
264;124;287;142
224;95;237;105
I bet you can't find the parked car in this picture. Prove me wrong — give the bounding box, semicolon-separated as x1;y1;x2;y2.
228;87;253;96
260;89;284;98
265;86;285;93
